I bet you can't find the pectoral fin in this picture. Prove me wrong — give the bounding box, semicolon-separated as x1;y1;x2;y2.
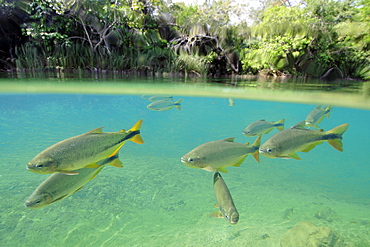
288;153;301;160
210;210;223;218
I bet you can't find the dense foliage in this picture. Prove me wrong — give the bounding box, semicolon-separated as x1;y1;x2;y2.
0;0;369;79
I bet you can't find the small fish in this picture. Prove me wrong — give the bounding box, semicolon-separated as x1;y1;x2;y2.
181;135;261;173
24;155;120;209
259;123;348;160
242;119;285;136
27;120;144;175
147;99;182;111
211;172;239;225
148;96;174;102
305;105;332;129
228;98;235;106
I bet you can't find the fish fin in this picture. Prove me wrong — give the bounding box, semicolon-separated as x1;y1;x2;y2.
252;135;261;147
85;163;102;168
223;137;235;142
106;157;123;168
259;119;265;121
325;123;349;151
325;105;332;118
127;119;144;144
289;153;301;160
85;127;104;134
253;150;260;163
128;119;143;132
327;139;344;151
276;119;285;131
245;142;250;145
316;115;325;124
233;155;247;167
210;210;223;218
74;186;84;194
313;124;320;129
291;121;306;129
59;170;79;175
175;99;182;110
109;143;126;158
288;153;301;160
263;128;273;134
131;134;144;144
52;194;68;203
301;142;322;152
217;167;229;173
91;166;105;180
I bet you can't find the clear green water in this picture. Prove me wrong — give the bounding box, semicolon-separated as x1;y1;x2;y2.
0;77;369;246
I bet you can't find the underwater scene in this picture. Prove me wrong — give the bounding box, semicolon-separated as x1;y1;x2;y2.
0;90;369;246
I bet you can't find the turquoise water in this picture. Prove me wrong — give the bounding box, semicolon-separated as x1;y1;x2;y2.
0;80;370;246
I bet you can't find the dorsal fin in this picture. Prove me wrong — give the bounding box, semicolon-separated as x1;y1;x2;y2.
223;137;235;142
85;127;104;134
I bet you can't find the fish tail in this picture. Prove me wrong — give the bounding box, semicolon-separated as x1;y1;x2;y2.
251;136;261;162
175;99;182;110
276;119;285;131
325;105;332;118
253;150;260;163
128;119;144;144
325;123;349;151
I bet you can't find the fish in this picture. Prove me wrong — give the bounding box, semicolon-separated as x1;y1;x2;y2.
147;99;182;111
228;98;235;106
27;119;144;175
210;172;239;225
147;96;174;102
24;155;120;209
259;123;348;160
305;105;332;129
181;135;261;173
242;119;285;136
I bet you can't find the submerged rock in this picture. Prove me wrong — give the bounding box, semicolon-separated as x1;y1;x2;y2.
280;221;348;247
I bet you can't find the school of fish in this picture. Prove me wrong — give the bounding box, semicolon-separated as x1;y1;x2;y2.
24;100;348;227
181;104;348;225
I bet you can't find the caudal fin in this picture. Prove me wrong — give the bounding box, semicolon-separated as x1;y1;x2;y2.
325;123;349;151
276;119;285;131
175;99;182;110
251;135;261;163
129;119;144;144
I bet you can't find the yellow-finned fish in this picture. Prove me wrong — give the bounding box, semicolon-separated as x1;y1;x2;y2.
211;172;239;225
147;99;182;111
305;105;332;129
259;123;348;160
181;135;261;173
25;155;120;209
27;120;144;175
242;119;285;136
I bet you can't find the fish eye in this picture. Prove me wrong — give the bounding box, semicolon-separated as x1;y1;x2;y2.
35;200;41;204
267;149;272;153
188;158;194;162
36;164;44;168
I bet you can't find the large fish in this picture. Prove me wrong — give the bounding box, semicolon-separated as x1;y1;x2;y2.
27;120;144;175
305;105;332;129
259;123;348;160
25;155;120;209
181;135;260;173
211;172;239;225
242;119;285;136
